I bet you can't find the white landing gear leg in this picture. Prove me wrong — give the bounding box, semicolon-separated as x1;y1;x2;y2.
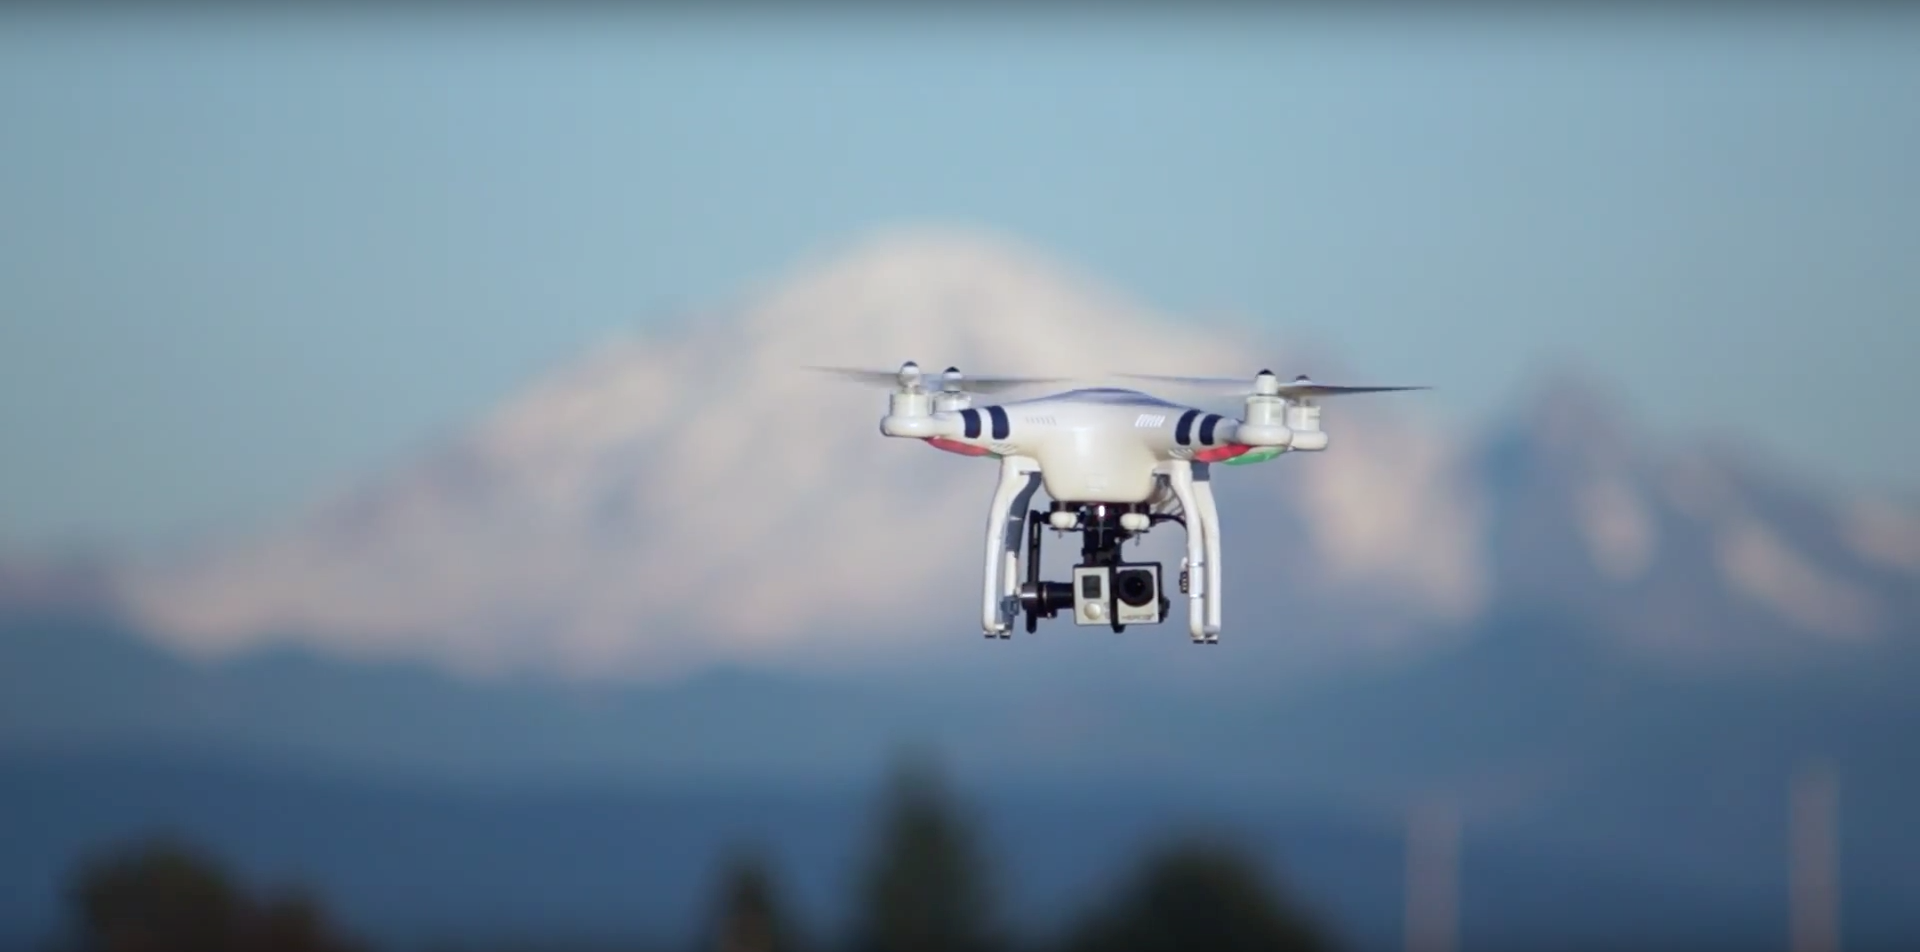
1162;461;1209;644
982;455;1043;638
1192;462;1223;643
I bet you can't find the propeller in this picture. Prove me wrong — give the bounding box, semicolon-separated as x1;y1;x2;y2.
1117;370;1429;400
806;362;1070;394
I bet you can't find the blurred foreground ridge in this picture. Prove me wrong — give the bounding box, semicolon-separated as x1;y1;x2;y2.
56;837;367;952
39;752;1337;952
850;754;1004;952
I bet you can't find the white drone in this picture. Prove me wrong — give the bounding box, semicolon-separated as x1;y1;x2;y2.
813;362;1427;644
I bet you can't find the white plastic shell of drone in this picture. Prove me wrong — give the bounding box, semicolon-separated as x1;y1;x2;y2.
933;392;972;413
1232;393;1295;448
1285;402;1328;452
822;361;1426;642
879;392;960;439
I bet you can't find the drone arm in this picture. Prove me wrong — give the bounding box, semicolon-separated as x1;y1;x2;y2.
880;390;964;440
880;411;962;440
1210;401;1329;453
982;455;1043;636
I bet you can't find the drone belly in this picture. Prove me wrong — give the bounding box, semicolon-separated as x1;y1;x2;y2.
1033;421;1159;504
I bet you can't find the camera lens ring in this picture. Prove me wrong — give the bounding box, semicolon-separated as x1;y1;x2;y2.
1114;569;1155;607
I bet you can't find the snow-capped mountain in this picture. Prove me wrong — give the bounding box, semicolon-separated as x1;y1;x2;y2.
68;226;1920;683
1477;371;1920;670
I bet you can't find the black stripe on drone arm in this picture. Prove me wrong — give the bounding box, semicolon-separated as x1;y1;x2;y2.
961;409;982;439
986;405;1010;440
1175;409;1200;446
1199;414;1221;446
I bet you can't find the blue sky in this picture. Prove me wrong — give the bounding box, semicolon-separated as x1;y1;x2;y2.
2;9;1917;549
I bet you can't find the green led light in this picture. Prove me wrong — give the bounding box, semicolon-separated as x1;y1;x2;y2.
1221;447;1284;466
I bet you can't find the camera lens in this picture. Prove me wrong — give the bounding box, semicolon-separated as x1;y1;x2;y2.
1115;569;1154;607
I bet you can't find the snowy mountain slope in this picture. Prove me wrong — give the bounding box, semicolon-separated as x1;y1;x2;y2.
108;227;1489;682
1473;372;1920;671
0;225;1889;684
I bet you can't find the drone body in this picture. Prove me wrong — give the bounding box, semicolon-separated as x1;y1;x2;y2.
816;361;1425;644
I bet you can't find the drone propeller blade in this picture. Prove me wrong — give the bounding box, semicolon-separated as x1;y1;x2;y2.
1114;374;1250;393
1116;372;1429;399
806;364;1069;394
805;366;915;388
1276;382;1431;399
946;374;1073;394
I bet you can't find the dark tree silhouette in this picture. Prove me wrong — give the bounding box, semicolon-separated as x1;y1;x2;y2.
61;835;366;952
847;751;1005;952
1054;836;1338;952
243;888;367;952
702;845;805;952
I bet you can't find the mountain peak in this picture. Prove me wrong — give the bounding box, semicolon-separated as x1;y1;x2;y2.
780;223;1112;289
791;223;1079;276
1509;366;1635;461
736;223;1182;378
